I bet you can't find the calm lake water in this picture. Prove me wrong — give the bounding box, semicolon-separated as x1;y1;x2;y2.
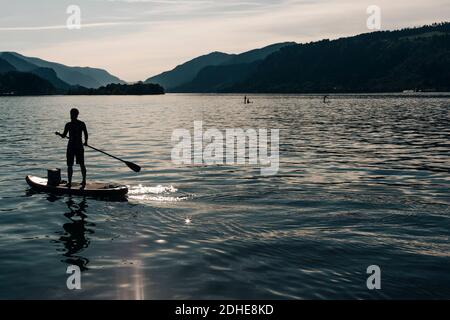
0;94;449;299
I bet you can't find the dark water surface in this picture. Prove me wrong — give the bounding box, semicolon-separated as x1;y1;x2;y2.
0;94;449;299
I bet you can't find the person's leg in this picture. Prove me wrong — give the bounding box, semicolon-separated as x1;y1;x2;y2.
80;164;86;186
67;166;73;187
78;148;86;187
67;148;75;188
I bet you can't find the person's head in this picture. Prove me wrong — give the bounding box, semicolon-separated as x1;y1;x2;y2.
70;108;79;121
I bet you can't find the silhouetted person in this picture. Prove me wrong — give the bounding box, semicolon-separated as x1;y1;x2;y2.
323;95;329;103
244;96;247;104
55;108;88;188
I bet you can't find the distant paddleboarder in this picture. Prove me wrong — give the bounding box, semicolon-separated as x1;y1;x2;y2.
323;95;329;103
244;96;247;104
55;108;89;188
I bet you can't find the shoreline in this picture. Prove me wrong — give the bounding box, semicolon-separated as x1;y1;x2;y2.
1;92;450;98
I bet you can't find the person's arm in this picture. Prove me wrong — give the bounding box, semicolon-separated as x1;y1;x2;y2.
83;122;89;146
55;123;69;138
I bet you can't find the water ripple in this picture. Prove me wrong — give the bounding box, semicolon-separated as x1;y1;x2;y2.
0;94;449;299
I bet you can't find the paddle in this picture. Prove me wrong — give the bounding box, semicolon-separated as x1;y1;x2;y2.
56;134;141;173
86;144;141;173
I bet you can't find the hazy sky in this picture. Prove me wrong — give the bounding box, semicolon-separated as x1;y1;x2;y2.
0;0;449;81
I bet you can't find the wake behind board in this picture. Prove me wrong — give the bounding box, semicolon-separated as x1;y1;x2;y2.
26;175;128;198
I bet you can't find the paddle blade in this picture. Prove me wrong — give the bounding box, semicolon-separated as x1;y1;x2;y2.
125;161;141;173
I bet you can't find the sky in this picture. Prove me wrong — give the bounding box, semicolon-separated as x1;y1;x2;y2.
0;0;449;81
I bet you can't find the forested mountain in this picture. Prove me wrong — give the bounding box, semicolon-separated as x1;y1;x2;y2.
0;58;16;73
0;52;124;88
155;23;450;93
0;71;57;95
2;23;449;95
222;42;296;66
174;61;260;92
173;42;295;92
0;52;130;95
146;42;295;91
225;23;450;93
67;82;164;95
145;52;232;90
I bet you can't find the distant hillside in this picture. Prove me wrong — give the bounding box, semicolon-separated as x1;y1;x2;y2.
222;42;296;65
67;82;164;95
0;53;36;72
0;52;124;88
173;42;296;92
0;53;73;90
70;66;124;87
0;52;163;96
157;23;450;93
145;52;231;90
145;42;295;91
225;23;450;93
175;62;260;92
29;67;71;90
0;71;56;95
0;58;16;73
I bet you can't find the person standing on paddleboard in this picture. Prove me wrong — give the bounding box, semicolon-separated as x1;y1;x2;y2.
55;108;89;188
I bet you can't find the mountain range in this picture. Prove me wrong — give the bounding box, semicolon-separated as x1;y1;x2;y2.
0;52;126;95
1;22;450;95
145;22;450;93
145;42;295;91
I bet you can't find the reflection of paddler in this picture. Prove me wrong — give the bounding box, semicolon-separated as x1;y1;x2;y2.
59;197;92;271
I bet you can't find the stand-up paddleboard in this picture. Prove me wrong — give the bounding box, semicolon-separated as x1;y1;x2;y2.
26;175;128;198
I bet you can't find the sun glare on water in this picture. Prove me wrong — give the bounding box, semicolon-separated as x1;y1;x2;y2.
126;184;190;202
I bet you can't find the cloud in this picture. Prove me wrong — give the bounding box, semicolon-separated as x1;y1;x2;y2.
0;21;158;31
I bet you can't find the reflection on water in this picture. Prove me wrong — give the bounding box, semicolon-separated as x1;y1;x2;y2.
0;94;449;299
57;198;93;271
